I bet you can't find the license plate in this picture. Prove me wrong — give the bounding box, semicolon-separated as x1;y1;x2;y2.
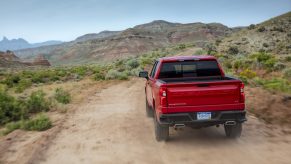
197;112;211;120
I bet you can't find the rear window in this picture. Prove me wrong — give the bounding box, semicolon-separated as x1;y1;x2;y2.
158;60;221;79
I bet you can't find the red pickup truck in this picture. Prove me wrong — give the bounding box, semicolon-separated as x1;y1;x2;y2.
139;56;246;141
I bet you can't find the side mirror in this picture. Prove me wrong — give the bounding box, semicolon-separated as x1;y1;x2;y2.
139;71;149;79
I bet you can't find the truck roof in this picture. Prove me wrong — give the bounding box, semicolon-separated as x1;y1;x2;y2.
158;55;216;62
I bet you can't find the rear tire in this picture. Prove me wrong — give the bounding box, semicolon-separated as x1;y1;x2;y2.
154;113;169;141
224;123;242;138
145;97;153;117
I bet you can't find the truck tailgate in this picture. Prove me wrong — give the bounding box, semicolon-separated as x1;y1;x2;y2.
166;81;243;112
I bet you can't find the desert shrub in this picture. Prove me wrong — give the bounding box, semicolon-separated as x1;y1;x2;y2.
228;46;239;55
15;79;32;93
256;52;272;63
0;91;27;125
105;69;128;80
283;68;291;80
194;49;207;55
27;90;50;113
3;121;22;134
139;56;153;67
239;76;249;84
223;60;232;69
257;26;266;32
54;88;71;104
3;75;20;87
205;43;217;55
239;69;257;79
285;56;291;62
22;114;52;131
262;43;269;48
232;59;243;70
3;114;52;134
129;67;143;76
254;78;291;93
251;52;277;70
271;27;284;32
248;24;255;30
175;44;186;50
273;62;286;71
232;57;253;70
263;58;277;69
126;59;139;69
94;72;105;80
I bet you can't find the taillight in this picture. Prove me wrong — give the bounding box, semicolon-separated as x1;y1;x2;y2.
159;88;167;107
240;83;245;103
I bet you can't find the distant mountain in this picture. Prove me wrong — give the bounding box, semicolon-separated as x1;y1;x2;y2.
0;37;63;51
74;31;121;42
33;40;64;48
217;11;291;55
15;20;234;65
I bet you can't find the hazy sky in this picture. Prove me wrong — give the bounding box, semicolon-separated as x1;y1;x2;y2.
0;0;290;43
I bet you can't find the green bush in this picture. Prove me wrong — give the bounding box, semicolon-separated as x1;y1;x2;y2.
2;114;52;135
3;121;22;135
3;75;20;87
54;88;71;104
15;79;32;93
250;52;277;70
27;90;50;113
232;57;254;70
248;24;256;30
228;46;239;55
22;114;52;131
126;59;139;69
175;44;186;50
105;69;128;80
285;56;291;62
0;91;27;125
94;72;105;80
205;43;217;55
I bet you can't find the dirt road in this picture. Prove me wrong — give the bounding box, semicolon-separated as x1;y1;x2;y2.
1;79;291;164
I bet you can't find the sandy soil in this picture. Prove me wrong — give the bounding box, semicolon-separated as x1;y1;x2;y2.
1;78;291;164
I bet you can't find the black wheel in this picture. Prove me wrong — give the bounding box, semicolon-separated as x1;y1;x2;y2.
224;123;242;138
154;113;169;141
145;97;153;117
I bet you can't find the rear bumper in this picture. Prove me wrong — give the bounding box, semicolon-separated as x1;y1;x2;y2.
158;110;247;127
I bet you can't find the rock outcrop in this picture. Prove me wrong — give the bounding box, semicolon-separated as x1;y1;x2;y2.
32;54;51;66
0;51;51;68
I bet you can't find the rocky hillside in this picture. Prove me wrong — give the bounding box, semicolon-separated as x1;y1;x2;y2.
15;21;234;65
0;51;50;68
217;12;291;55
74;31;121;42
0;37;63;51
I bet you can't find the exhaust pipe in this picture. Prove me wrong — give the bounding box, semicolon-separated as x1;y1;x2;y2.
174;124;185;130
225;121;236;126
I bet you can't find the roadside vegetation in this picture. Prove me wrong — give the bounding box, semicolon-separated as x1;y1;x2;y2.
205;50;291;94
0;44;191;135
